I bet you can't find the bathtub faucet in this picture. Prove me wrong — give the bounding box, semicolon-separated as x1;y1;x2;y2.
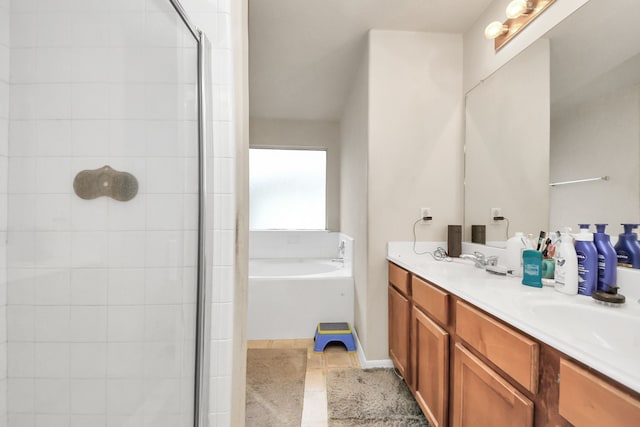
338;240;346;258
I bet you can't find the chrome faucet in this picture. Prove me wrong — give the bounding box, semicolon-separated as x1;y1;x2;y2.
332;240;346;264
460;252;498;269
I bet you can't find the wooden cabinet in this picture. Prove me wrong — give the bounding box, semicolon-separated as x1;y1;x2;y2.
388;262;411;381
452;343;534;427
456;301;539;394
412;275;449;326
389;262;410;294
412;306;449;427
386;261;640;427
388;284;411;380
559;359;640;426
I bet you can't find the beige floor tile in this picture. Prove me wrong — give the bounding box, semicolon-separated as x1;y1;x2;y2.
325;350;354;368
307;352;324;370
323;342;350;352
348;351;360;368
296;338;315;349
304;368;326;392
247;340;271;349
301;421;329;427
301;390;328;422
271;339;298;349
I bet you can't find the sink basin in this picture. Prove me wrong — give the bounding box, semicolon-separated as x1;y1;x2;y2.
526;302;640;355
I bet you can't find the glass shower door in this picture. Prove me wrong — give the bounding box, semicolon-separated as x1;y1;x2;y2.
6;1;201;426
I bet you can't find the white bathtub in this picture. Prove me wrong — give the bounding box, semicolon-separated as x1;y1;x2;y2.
247;258;355;340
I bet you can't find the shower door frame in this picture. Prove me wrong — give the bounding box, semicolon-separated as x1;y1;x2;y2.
167;1;210;426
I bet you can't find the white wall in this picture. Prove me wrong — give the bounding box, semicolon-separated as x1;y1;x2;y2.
249;118;341;231
340;30;463;362
550;86;640;230
0;0;9;424
465;39;550;242
463;0;590;93
340;43;369;361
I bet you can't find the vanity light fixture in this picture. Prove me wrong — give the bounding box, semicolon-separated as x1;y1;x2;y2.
484;21;509;39
485;0;556;51
505;0;533;19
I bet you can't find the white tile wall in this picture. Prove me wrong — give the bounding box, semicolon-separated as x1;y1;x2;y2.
249;230;347;259
6;1;204;426
1;0;9;425
0;0;236;425
178;0;236;425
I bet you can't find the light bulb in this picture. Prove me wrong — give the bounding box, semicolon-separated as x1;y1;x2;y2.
484;21;508;40
506;0;532;19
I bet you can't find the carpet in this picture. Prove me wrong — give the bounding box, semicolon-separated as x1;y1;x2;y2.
245;348;307;427
327;368;430;427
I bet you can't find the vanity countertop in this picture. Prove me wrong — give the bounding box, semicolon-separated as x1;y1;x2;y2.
388;242;640;394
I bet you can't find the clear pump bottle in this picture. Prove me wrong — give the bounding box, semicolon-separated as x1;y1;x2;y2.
554;229;578;295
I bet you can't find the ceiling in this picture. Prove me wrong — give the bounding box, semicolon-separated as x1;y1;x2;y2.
249;0;494;121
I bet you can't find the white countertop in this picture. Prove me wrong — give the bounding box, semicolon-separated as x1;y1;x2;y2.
388;242;640;393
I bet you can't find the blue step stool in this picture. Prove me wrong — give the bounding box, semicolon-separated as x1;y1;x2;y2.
313;322;356;352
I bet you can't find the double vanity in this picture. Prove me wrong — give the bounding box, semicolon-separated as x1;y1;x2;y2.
387;242;640;426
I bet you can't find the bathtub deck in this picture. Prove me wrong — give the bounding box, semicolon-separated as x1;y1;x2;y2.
247;338;360;427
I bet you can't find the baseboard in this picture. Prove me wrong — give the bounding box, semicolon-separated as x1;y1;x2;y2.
352;327;394;369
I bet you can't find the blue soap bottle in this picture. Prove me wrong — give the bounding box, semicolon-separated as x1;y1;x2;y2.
575;224;598;296
614;224;640;268
593;224;617;291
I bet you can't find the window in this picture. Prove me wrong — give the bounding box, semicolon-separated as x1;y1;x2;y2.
249;148;327;230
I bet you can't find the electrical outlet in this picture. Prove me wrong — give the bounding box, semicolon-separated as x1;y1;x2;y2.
420;207;432;222
490;208;502;224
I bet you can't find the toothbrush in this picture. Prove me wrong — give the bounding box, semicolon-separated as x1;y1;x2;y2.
536;231;546;251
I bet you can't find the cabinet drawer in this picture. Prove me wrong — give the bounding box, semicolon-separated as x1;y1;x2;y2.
559;359;640;426
456;301;539;394
389;262;410;295
412;275;449;326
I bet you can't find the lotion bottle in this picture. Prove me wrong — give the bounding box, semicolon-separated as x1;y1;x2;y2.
593;224;617;291
554;229;578;295
614;224;640;268
575;224;598;296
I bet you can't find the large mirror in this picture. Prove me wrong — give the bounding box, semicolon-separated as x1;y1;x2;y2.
464;0;640;244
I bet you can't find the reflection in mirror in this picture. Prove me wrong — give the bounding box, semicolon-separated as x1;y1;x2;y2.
549;0;640;231
464;0;640;245
464;39;550;245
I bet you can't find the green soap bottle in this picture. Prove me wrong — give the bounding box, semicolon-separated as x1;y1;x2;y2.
522;249;543;288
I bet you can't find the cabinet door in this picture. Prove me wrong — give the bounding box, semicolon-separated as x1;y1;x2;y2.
453;343;534;427
412;306;449;427
559;359;640;426
388;285;411;380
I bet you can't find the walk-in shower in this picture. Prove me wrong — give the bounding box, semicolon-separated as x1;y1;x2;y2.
0;0;209;425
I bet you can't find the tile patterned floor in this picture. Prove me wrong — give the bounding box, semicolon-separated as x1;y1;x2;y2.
247;339;361;427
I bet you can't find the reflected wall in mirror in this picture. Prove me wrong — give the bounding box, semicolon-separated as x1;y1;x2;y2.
464;0;640;245
549;0;640;231
465;39;550;245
